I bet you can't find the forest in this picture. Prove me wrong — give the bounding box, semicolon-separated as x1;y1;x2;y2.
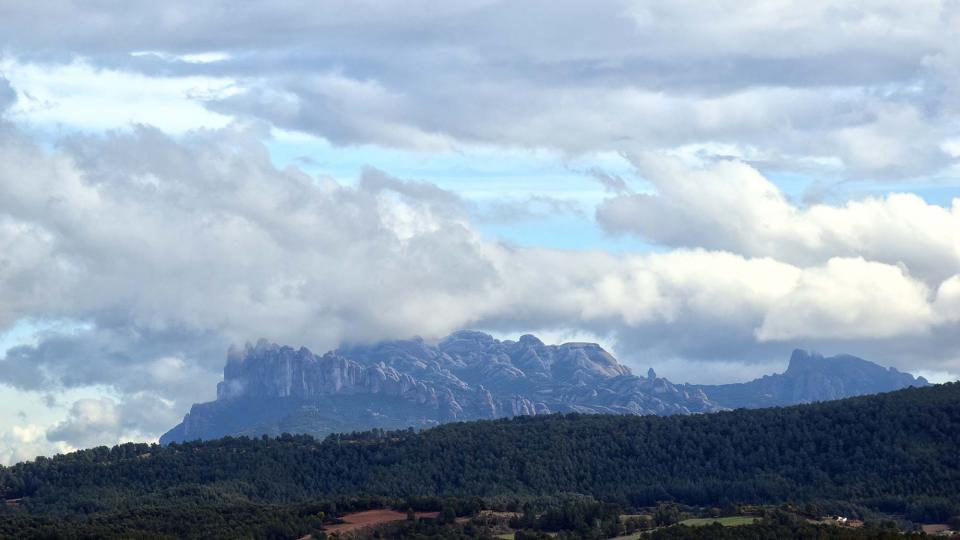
1;383;958;538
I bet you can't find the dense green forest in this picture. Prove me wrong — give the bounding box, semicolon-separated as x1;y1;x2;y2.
1;383;958;538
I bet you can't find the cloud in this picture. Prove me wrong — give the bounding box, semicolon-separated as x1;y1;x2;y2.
0;122;956;356
596;155;960;283
832;104;953;178
211;76;955;178
208;75;455;150
0;76;14;111
42;394;175;452
935;275;960;323
0;424;70;465
0;1;957;177
756;258;935;341
0;57;234;133
0;326;223;399
45;398;122;449
585;167;630;194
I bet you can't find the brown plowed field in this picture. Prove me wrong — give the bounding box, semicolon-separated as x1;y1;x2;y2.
324;509;440;534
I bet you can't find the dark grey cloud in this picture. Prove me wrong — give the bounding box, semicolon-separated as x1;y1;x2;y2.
0;1;940;88
584;167;630;194
205;71;956;178
0;326;224;397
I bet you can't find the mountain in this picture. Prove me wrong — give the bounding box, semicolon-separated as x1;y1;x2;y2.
161;331;716;444
5;384;960;539
694;349;930;409
161;332;928;444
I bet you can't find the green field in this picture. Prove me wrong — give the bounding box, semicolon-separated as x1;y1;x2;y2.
679;516;759;526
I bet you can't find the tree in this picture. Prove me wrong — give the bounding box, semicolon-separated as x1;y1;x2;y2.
439;505;457;524
654;502;680;526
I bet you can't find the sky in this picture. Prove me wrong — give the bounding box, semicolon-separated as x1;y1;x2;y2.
1;0;959;465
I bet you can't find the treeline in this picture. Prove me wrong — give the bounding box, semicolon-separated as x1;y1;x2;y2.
0;501;327;540
0;498;939;540
0;383;958;537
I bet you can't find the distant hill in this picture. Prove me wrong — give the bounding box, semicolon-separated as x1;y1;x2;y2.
161;332;929;444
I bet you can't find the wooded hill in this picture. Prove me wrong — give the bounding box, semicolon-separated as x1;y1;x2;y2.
1;383;958;538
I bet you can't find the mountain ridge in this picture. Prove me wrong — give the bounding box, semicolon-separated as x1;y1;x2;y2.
689;348;930;409
161;331;929;444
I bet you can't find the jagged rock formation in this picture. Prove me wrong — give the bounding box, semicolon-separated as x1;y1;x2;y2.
161;334;929;444
161;331;717;443
692;349;929;409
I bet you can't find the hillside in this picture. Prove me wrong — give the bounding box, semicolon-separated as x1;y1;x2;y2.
2;383;958;539
161;332;928;443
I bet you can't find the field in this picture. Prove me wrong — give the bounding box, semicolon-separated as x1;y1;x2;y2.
323;509;440;534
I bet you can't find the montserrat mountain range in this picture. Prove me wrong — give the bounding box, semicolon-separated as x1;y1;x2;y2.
161;331;928;444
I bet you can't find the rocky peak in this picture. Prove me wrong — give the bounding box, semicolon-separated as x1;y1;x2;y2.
785;349;828;374
786;349;928;385
695;348;931;409
518;334;544;347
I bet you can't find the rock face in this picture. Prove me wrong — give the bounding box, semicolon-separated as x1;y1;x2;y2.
691;349;930;409
160;336;929;444
161;331;718;443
